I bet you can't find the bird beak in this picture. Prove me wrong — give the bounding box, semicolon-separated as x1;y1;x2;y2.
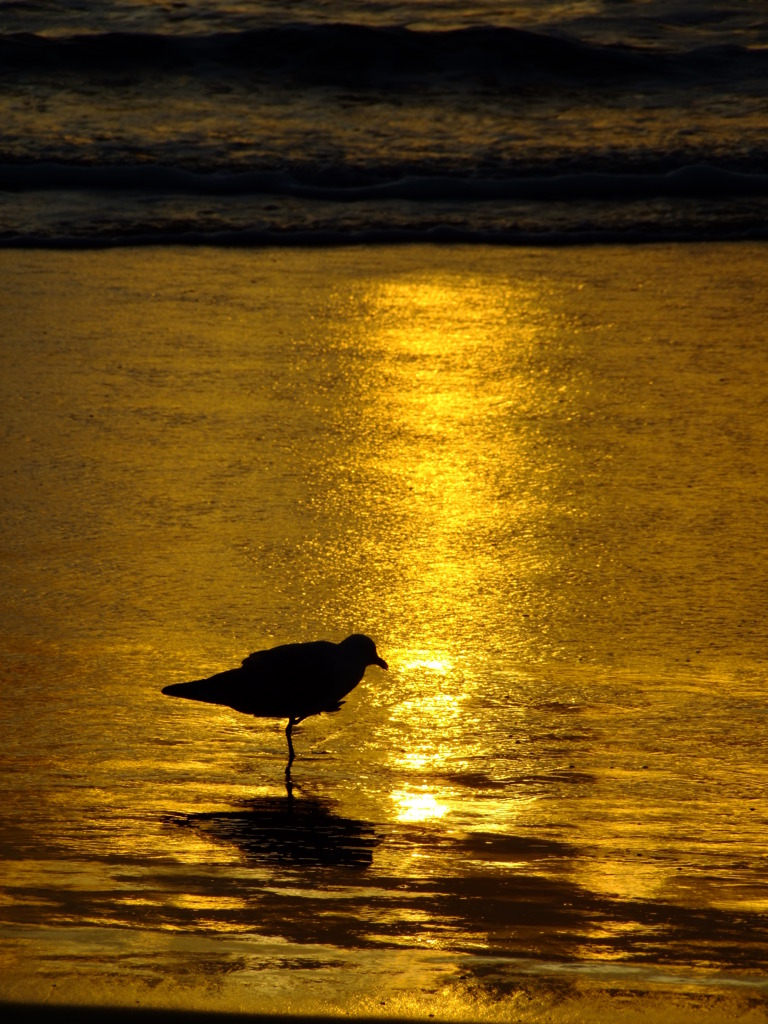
374;655;388;670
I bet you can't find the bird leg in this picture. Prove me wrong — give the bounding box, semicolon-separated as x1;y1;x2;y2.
285;716;298;772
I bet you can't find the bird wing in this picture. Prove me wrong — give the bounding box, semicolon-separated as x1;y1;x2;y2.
237;640;341;717
163;640;360;720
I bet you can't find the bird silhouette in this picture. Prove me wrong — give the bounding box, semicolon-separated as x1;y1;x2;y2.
162;633;388;776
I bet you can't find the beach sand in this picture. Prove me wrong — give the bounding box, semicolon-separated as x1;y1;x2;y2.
1;244;767;1022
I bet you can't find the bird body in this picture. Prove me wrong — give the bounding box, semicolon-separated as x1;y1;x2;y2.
162;633;387;772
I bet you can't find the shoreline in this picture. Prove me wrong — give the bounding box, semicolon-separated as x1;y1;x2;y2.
2;228;768;250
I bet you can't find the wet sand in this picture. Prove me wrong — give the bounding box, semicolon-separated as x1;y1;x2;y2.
1;245;767;1021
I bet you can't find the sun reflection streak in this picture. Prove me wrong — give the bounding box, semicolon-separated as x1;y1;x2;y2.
400;655;453;675
351;266;551;672
392;789;449;823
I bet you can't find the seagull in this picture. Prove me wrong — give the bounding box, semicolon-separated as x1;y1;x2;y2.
162;633;388;774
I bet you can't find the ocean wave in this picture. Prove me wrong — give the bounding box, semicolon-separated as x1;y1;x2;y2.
3;219;768;250
2;162;768;202
1;23;765;86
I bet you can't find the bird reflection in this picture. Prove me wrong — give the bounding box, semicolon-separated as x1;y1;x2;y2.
162;634;388;779
169;795;378;869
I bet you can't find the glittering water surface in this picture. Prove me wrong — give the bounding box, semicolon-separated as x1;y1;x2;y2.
1;244;768;1020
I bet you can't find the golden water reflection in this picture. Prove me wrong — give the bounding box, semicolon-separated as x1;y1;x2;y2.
2;247;768;1015
391;789;449;823
350;268;582;840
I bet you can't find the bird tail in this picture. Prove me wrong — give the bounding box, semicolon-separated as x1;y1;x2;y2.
162;678;209;700
161;673;234;706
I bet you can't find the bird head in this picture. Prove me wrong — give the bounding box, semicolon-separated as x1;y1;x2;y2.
341;633;388;670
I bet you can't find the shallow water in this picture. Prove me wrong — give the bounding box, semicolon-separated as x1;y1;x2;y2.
1;244;768;1020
